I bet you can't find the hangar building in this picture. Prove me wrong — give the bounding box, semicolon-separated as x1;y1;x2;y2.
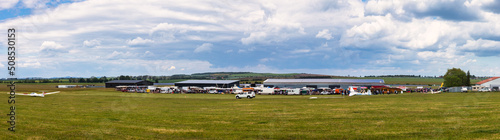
477;77;500;91
105;80;154;88
175;80;240;88
263;79;385;89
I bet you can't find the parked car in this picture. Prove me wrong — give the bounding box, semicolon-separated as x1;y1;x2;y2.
236;92;255;99
461;87;468;93
478;87;491;92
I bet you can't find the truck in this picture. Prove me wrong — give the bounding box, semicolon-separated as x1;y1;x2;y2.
235;92;255;99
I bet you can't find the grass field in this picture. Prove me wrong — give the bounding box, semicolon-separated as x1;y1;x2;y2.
1;84;500;139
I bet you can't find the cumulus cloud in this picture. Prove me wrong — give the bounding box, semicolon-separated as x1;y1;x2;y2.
364;0;484;21
107;51;136;59
461;39;500;57
0;0;18;10
315;29;333;40
194;43;213;53
22;0;49;9
482;0;500;13
127;37;154;45
83;39;100;47
39;41;67;54
1;0;500;77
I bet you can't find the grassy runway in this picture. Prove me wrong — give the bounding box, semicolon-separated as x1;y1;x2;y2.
1;85;500;139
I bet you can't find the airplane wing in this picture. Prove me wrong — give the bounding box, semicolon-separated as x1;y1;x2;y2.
44;91;60;95
15;93;33;96
8;91;60;96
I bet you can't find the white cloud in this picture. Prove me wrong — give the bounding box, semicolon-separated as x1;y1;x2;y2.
1;0;500;77
0;0;18;10
259;58;273;62
161;65;176;71
107;51;137;59
461;39;500;57
40;41;66;52
22;0;49;8
18;60;41;68
315;29;333;40
365;0;404;15
291;49;311;54
462;39;500;50
83;39;100;47
127;37;154;45
168;66;175;70
194;43;213;53
241;32;267;45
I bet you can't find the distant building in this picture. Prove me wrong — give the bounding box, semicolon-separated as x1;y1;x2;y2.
105;80;154;88
174;80;239;88
153;83;175;86
263;79;385;89
476;77;500;91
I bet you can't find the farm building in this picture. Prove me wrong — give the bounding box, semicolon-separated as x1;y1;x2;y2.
174;80;239;88
105;80;154;88
477;77;500;91
263;79;385;89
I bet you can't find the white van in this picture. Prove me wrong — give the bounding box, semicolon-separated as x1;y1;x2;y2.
235;92;255;99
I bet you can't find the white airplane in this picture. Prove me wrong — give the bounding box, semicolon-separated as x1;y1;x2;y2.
15;91;60;97
430;90;441;94
349;86;371;96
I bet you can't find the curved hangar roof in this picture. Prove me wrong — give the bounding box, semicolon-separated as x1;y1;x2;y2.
175;80;239;84
263;79;385;84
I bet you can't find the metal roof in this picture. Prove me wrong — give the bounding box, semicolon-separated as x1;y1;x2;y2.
476;77;500;85
175;80;239;84
154;83;175;86
106;80;146;84
263;79;384;84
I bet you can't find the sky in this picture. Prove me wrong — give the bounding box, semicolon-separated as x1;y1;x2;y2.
1;0;500;78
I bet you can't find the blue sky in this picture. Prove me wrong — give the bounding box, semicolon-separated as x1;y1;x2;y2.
1;0;500;78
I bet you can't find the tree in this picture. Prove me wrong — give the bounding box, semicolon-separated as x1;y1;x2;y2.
443;68;467;87
466;71;471;86
100;76;108;83
90;76;99;83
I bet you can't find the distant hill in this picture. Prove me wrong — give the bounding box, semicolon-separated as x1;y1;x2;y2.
169;72;338;80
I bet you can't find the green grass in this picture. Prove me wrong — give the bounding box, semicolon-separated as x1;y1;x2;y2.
1;84;500;139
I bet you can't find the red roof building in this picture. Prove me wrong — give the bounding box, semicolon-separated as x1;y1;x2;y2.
476;77;500;85
476;77;500;91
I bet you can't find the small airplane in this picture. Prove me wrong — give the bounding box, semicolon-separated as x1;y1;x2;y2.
14;91;60;97
430;90;441;94
349;86;371;96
